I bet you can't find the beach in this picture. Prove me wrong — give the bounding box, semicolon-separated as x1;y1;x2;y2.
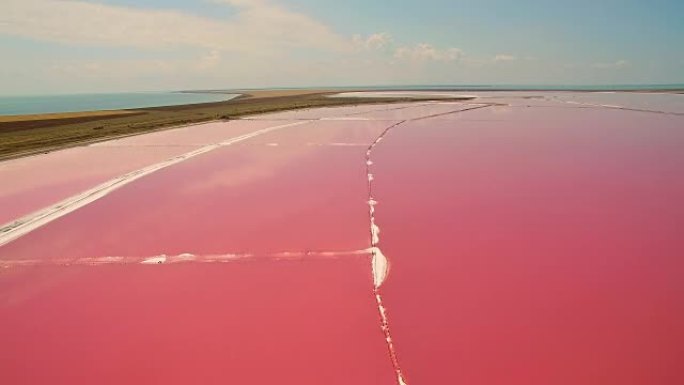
0;89;467;161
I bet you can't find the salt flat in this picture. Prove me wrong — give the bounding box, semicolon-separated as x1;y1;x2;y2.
1;92;683;385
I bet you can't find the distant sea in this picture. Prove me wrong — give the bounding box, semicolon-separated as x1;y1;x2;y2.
329;84;684;92
0;92;240;116
2;85;682;116
226;84;682;93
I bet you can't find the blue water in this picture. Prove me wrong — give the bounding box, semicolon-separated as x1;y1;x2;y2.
231;84;684;92
3;86;682;116
0;92;240;116
328;84;684;91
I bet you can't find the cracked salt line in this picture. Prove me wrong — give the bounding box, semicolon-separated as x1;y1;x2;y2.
141;256;167;265
2;103;491;384
240;102;435;122
0;121;309;248
370;247;388;288
364;105;495;385
365;120;409;385
319;117;372;121
304;142;369;147
551;96;684;115
0;249;373;268
409;104;493;121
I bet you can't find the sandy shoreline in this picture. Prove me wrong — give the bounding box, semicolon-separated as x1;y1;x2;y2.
0;89;444;161
2;88;681;162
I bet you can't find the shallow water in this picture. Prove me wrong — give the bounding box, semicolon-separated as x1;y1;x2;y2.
0;259;394;385
0;92;239;115
1;95;683;385
373;104;684;385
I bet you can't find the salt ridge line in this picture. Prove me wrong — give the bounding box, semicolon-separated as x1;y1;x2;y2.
365;104;494;385
240;101;436;121
334;102;491;122
0;249;373;268
339;101;434;117
365;119;409;385
0;121;309;247
552;96;684;115
240;102;493;124
409;104;493;121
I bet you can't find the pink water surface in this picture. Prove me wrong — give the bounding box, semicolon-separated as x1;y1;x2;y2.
0;145;198;225
91;120;285;147
555;92;684;113
2;97;683;385
352;102;484;120
0;257;395;385
0;120;293;225
245;102;423;120
242;119;399;145
0;118;402;259
372;107;684;384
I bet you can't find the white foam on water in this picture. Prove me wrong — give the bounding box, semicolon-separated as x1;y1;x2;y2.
304;142;367;147
319;117;372;121
0;249;373;268
371;247;388;288
141;256;167;264
365;119;411;385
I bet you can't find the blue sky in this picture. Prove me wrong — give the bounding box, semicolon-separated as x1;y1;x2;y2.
1;0;683;95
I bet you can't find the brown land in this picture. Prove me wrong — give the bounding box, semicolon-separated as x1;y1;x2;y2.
0;110;137;123
236;89;344;99
0;90;471;161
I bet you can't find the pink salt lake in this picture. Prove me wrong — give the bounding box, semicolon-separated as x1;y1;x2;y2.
1;93;683;385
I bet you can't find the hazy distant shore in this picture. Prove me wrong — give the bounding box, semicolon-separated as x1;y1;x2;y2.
0;92;241;117
0;89;470;161
2;86;682;162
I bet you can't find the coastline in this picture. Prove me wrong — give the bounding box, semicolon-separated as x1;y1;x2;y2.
2;87;681;162
0;91;239;116
0;89;471;162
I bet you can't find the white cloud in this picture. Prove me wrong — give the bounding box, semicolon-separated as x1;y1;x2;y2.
353;32;394;51
494;54;516;62
593;60;630;69
50;58;179;78
196;50;222;71
0;0;574;93
394;44;463;62
214;0;350;51
0;0;348;54
0;0;466;70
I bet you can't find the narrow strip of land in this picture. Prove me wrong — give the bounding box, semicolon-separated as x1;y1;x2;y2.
0;90;472;161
